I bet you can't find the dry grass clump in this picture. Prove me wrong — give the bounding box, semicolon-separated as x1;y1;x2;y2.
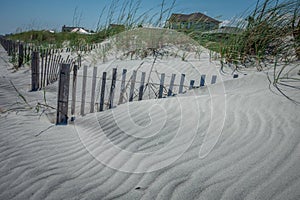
111;27;202;60
222;0;299;67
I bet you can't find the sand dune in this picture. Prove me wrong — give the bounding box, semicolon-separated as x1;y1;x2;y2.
1;43;300;200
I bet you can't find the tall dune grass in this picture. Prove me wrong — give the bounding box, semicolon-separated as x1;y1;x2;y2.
216;0;300;102
221;0;299;66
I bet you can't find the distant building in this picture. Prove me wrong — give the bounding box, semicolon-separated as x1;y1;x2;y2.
166;12;221;31
62;25;92;34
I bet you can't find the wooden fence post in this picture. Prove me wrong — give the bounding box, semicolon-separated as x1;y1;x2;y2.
211;75;217;84
8;40;11;56
18;43;23;68
71;65;78;121
90;66;98;113
78;55;81;68
189;80;195;90
129;70;137;102
45;49;49;85
50;54;57;83
179;74;185;94
168;74;176;96
99;72;107;112
31;51;40;91
53;55;62;82
109;68;117;109
80;65;88;116
138;72;146;101
46;50;52;85
158;73;165;98
118;69;127;104
200;75;206;87
56;63;71;125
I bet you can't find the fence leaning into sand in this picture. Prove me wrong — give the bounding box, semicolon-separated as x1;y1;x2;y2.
55;64;223;124
0;37;240;125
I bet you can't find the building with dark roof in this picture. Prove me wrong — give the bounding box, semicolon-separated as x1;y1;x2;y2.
62;25;91;33
166;12;221;31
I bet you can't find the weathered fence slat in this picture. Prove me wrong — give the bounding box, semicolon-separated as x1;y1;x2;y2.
211;75;217;84
31;51;39;91
90;66;98;113
51;50;57;82
56;64;70;125
138;72;146;101
99;72;107;112
200;75;206;87
118;69;127;105
179;74;185;94
7;40;11;56
18;43;23;68
40;50;44;88
168;74;176;96
129;70;137;102
50;54;58;83
44;49;49;86
189;80;195;90
80;65;88;116
53;55;62;82
158;73;165;99
46;51;52;84
71;65;78;121
109;68;117;109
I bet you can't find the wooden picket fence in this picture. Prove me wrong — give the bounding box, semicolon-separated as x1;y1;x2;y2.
30;50;77;91
56;64;224;124
0;36;35;67
0;37;240;125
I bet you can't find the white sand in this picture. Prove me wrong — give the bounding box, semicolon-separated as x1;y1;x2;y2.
1;42;300;200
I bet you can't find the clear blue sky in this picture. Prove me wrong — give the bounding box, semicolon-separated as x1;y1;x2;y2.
0;0;257;34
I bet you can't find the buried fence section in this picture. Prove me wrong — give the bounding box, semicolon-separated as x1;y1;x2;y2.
168;74;176;97
211;75;217;84
90;66;98;113
179;74;185;94
158;73;165;99
31;51;40;91
129;70;137;102
45;49;50;85
18;43;24;68
40;50;45;88
99;72;107;112
80;65;88;116
109;68;117;109
138;72;146;101
200;75;206;87
29;49;74;91
56;63;71;125
71;65;78;121
189;80;195;90
118;69;127;105
54;65;220;123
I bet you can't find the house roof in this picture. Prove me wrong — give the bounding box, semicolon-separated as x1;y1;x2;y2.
62;25;90;33
168;13;221;24
71;28;92;34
